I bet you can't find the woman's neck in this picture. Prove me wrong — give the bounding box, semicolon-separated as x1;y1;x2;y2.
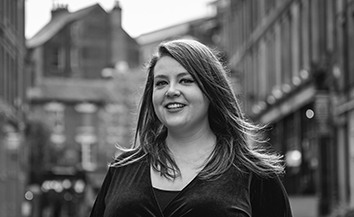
166;126;216;167
150;125;216;190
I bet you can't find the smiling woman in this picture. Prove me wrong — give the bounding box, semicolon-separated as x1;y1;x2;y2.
89;39;293;217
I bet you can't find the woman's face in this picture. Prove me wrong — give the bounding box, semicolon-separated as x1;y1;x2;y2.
152;56;210;133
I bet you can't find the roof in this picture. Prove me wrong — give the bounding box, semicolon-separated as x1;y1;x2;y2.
27;78;122;103
136;16;211;45
136;23;190;45
26;4;102;48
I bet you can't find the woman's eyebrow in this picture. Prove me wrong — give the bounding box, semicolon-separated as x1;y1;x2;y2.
154;74;167;79
155;72;190;78
154;72;190;79
177;72;190;77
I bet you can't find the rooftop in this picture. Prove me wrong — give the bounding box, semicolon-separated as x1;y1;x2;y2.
26;4;102;48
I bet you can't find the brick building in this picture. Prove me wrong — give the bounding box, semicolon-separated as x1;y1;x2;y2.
26;2;142;216
215;0;354;216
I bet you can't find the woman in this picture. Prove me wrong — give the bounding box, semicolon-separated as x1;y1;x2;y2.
89;39;292;217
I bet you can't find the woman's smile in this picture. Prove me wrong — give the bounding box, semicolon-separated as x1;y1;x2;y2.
165;102;185;109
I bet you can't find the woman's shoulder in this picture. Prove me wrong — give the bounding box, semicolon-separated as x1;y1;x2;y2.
110;148;147;167
249;172;287;195
249;173;292;216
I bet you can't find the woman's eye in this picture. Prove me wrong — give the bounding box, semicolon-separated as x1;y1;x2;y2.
155;80;167;87
180;78;194;84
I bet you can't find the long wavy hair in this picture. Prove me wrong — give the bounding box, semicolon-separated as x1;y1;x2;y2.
111;39;284;180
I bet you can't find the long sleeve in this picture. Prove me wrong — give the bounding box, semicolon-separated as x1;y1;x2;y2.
89;167;113;217
250;174;293;217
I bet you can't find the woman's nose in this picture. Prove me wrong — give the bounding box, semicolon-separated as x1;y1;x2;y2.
165;85;181;97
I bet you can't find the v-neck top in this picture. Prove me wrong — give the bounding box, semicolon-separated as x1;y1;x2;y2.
153;188;180;211
89;154;292;217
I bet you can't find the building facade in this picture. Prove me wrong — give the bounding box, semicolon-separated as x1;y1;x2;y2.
26;2;142;216
215;0;354;216
0;0;28;216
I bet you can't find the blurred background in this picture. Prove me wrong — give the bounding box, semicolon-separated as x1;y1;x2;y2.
1;0;354;216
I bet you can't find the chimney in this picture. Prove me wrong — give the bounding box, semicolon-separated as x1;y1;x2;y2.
109;1;126;67
111;1;122;27
51;3;69;19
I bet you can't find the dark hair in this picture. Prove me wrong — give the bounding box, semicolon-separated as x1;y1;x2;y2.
111;39;284;180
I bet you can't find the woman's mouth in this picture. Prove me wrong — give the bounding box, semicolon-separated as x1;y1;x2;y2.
165;103;185;109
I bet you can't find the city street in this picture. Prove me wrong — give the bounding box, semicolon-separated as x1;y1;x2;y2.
1;0;354;216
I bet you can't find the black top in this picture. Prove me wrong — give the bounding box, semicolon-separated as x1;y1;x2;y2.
89;154;292;217
153;188;180;211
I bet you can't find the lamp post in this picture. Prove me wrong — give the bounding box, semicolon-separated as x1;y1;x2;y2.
313;63;334;216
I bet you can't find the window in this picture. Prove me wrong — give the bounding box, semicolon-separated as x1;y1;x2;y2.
75;103;98;171
44;102;65;134
44;102;66;145
81;142;97;171
75;128;97;171
258;40;267;99
280;14;292;84
266;32;276;92
51;47;65;72
299;0;310;70
0;47;4;98
348;6;354;87
70;47;79;73
0;0;4;21
11;0;17;28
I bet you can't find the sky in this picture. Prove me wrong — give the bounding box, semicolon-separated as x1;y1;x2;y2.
25;0;214;39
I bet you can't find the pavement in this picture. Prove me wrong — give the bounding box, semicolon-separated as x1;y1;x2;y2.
289;196;319;217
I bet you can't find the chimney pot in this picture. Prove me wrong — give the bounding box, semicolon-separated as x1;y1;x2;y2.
51;3;69;19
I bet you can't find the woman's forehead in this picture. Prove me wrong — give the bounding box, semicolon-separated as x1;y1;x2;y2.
153;57;187;74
